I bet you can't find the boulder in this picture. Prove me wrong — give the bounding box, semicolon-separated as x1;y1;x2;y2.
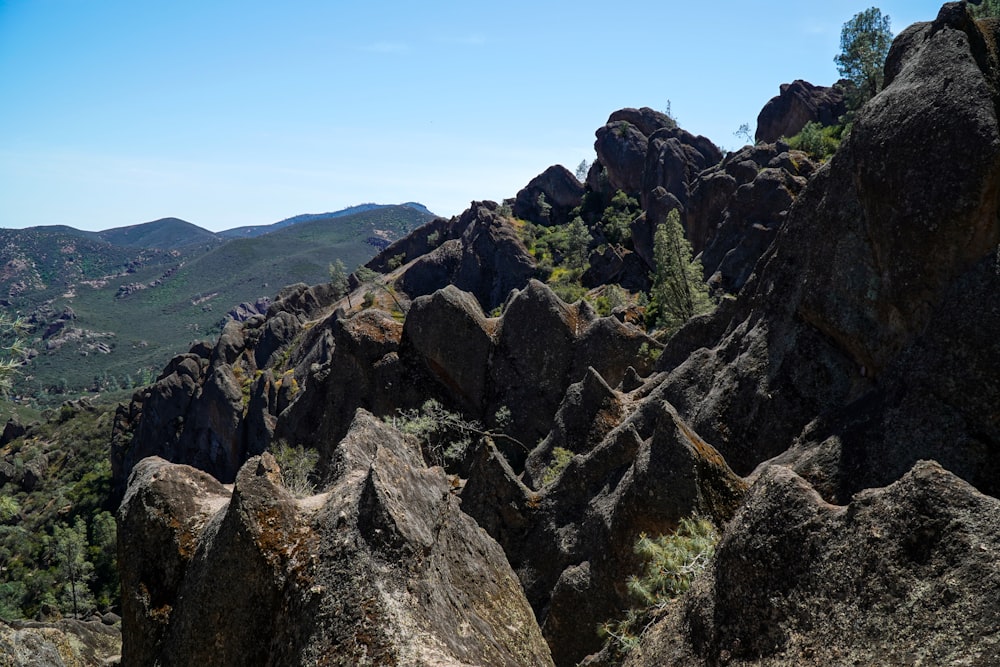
642;127;723;209
0;416;26;447
755;79;848;143
594;118;650;195
513;164;586;226
627;462;1000;665
226;297;271;322
118;412;554;666
401;285;496;412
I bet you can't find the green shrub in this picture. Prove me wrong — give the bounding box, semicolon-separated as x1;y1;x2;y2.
787;121;842;161
0;496;19;523
599;517;719;658
540;447;574;486
272;443;320;497
594;284;629;317
390;400;525;470
600;191;639;245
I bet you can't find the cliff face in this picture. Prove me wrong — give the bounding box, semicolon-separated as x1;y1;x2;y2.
114;3;1000;666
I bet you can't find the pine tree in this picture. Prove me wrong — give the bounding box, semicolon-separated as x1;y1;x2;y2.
834;8;892;110
649;209;713;330
51;517;95;618
566;216;592;270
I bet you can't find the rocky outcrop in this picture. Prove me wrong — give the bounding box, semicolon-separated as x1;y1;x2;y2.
693;142;813;292
118;412;553;666
365;215;456;273
462;392;746;666
657;2;1000;478
111;280;349;495
774;250;1000;502
113;7;1000;667
395;202;537;312
402;280;660;456
591;106;807;294
642;127;723;211
0;618;121;666
272;308;413;465
593;112;658;196
226;296;271;322
754;79;848;144
593;109;720;212
512;164;586;226
628;462;1000;665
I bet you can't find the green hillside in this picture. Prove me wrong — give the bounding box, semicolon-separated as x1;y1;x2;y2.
96;217;223;250
3;205;435;402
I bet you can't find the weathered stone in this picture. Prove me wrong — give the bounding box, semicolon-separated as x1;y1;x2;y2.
627;462;1000;665
656;3;1000;478
464;395;745;667
0;618;121;667
513;164;586;226
401;285;496;412
398;202;537;312
523;367;625;487
119;413;554;666
755;79;848;144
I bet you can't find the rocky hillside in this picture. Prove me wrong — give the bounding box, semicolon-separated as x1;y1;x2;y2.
107;3;1000;665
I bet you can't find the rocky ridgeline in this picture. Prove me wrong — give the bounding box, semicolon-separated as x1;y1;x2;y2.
108;3;1000;666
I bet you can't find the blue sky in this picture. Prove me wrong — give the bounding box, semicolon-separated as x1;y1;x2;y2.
1;0;946;232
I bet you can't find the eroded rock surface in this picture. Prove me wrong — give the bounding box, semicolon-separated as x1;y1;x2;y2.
627;462;1000;666
0;618;120;667
118;412;553;667
754;79;848;144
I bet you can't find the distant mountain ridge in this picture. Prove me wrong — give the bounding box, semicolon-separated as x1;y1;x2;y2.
96;217;223;250
0;203;436;400
217;202;434;239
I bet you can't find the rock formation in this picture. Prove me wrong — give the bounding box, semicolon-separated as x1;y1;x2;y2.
119;414;552;666
512;164;586;226
393;201;537;312
754;79;848;144
625;462;1000;665
112;4;1000;666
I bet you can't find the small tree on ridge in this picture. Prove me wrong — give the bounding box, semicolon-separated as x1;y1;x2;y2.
835;7;893;110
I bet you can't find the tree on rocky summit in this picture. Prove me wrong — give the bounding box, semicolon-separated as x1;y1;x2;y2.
649;209;712;330
835;7;892;110
329;259;352;307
